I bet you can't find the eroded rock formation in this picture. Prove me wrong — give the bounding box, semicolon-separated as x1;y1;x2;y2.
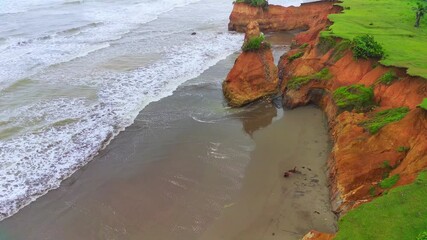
223;22;278;107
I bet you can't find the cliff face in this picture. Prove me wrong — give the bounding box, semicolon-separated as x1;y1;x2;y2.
223;22;279;107
228;2;340;36
280;34;427;213
227;1;427;239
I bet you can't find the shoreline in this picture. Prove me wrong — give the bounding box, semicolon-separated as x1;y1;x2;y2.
0;32;337;239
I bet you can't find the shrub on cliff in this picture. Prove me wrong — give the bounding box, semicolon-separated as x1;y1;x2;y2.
379;174;400;189
287;52;304;62
234;0;268;8
287;68;332;90
352;34;385;59
242;33;270;52
360;107;409;134
333;84;375;112
377;71;398;85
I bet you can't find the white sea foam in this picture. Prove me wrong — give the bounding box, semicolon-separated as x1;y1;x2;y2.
0;30;243;220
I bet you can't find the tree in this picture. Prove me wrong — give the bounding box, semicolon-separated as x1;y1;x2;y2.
413;2;426;28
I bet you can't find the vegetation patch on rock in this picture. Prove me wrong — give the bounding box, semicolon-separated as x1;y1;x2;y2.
377;71;398;85
335;171;427;240
332;84;375;112
419;98;427;110
242;33;270;52
287;52;304;62
234;0;268;8
379;174;400;189
287;68;332;90
330;39;352;62
360;107;410;134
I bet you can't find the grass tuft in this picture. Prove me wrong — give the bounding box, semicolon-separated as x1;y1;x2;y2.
242;34;270;52
330;40;352;62
287;68;332;90
287;52;304;62
317;35;337;55
299;43;309;49
419;98;427;110
397;146;410;153
334;171;427;240
332;84;375;112
378;71;398;85
234;0;268;8
379;174;400;189
360;107;409;134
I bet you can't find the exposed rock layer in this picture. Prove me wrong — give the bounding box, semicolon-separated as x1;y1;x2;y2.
223;22;278;107
228;2;340;34
223;49;278;107
228;1;427;239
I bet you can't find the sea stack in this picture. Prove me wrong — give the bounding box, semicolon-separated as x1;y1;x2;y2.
222;21;279;107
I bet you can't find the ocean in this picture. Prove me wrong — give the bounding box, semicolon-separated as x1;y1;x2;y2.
0;0;305;221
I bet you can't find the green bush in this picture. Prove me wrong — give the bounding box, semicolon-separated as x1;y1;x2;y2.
379;174;400;189
352;34;385;59
333;84;375;112
360;107;409;134
378;71;397;85
417;232;427;240
242;34;270;52
235;0;268;8
287;52;304;62
419;98;427;110
287;68;332;90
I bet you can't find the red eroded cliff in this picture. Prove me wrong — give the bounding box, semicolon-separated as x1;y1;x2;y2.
223;21;279;107
280;34;427;214
228;2;340;37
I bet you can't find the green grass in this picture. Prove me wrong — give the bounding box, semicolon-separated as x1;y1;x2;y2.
333;84;375;112
335;171;427;240
419;98;427;110
287;68;332;90
379;174;400;189
360;107;409;134
378;71;398;85
242;34;270;52
324;0;427;78
287;52;304;62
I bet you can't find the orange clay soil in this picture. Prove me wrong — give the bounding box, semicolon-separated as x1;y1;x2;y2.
228;2;341;36
227;1;427;239
223;22;279;107
279;10;427;240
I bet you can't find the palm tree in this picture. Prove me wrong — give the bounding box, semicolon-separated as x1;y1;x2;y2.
414;2;426;28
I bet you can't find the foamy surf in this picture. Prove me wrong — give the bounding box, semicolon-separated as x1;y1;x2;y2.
0;28;242;220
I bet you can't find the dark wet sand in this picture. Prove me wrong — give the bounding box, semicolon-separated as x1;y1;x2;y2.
0;32;336;240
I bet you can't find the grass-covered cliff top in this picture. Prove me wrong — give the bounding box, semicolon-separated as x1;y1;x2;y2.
335;171;427;239
323;0;427;79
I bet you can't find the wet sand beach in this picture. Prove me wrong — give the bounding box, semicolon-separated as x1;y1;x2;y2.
0;33;336;240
